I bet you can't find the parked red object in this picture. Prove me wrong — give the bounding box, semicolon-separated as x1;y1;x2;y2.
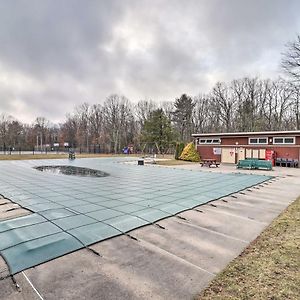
265;149;276;166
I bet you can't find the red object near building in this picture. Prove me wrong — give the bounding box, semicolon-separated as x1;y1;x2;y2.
265;150;276;166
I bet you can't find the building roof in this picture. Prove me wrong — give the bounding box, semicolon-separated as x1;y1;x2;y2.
192;130;300;138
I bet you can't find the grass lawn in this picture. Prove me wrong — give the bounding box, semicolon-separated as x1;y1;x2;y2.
154;159;198;166
0;153;175;161
0;153;117;160
196;197;300;300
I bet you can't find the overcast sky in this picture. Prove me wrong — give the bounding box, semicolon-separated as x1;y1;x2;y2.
0;0;300;123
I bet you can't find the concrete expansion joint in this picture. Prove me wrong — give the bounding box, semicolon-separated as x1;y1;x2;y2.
154;223;165;229
203;206;269;225
126;234;139;242
86;247;102;257
179;220;250;244
6;207;18;212
138;237;215;276
176;215;187;221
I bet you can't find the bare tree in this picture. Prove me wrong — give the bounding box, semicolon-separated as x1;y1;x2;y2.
211;82;236;132
193;94;210;133
8;120;24;149
75;103;91;151
160;101;174;121
0;114;13;151
33;117;50;150
282;35;300;82
103;94;133;153
135;100;157;126
233;78;268;131
61;114;78;148
290;83;300;129
89;104;103;146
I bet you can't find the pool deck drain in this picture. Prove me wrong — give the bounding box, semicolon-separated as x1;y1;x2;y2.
0;160;299;299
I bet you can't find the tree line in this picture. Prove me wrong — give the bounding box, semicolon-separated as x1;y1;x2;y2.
1;76;299;154
1;35;300;154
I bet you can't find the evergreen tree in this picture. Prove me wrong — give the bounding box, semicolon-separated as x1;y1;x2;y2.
175;142;185;160
179;142;200;162
141;109;175;154
172;94;195;143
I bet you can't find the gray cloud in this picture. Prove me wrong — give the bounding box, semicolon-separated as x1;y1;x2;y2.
0;0;299;123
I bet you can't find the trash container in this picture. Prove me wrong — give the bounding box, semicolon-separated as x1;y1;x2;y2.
138;159;144;165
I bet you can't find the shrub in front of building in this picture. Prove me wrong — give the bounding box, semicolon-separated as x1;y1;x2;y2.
179;142;200;162
175;142;185;160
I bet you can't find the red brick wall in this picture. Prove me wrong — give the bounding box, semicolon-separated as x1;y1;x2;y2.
196;146;221;161
197;145;300;161
271;147;299;159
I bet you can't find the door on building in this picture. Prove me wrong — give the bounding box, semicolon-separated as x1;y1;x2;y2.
238;148;245;161
259;149;266;159
245;148;266;160
221;148;236;163
246;149;252;159
252;149;259;159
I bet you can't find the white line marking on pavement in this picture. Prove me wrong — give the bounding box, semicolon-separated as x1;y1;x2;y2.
22;271;44;300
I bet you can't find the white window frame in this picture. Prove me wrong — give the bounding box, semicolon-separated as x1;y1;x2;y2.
273;136;295;145
248;137;268;145
198;138;221;145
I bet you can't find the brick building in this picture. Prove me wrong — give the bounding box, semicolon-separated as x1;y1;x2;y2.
192;130;300;165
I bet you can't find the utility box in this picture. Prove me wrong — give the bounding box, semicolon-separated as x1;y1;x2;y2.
138;159;144;166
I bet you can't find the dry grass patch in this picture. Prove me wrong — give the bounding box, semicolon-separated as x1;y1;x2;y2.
0;153;139;161
196;197;300;300
0;154;69;160
155;159;198;166
0;153;175;161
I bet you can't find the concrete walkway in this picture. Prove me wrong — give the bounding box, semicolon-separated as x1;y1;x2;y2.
1;165;300;300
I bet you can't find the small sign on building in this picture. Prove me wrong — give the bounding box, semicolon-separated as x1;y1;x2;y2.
213;147;221;155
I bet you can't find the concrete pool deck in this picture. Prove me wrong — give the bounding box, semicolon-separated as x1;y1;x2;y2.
0;160;300;299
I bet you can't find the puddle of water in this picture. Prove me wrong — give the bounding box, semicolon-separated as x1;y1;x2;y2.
34;166;109;178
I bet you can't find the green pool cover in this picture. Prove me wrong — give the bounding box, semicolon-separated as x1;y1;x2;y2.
0;158;272;274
